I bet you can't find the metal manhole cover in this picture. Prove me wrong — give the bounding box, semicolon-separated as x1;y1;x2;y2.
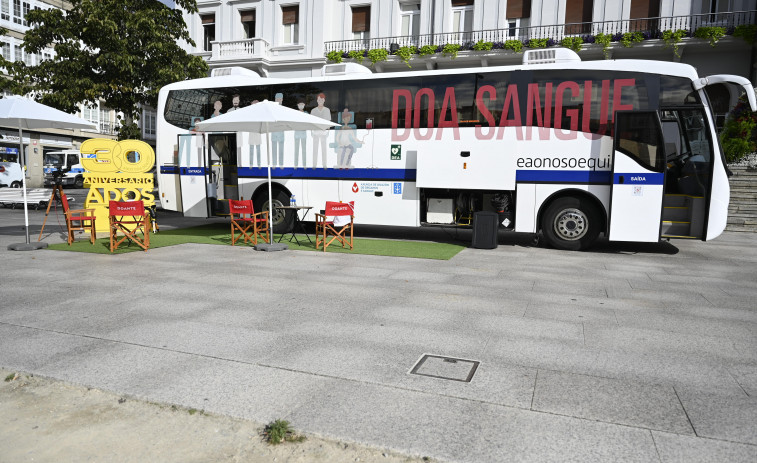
409;354;480;382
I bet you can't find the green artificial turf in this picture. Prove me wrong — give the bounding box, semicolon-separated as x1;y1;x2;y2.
46;223;464;260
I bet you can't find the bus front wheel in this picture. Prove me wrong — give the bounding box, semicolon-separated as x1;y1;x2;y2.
541;197;601;251
253;188;294;234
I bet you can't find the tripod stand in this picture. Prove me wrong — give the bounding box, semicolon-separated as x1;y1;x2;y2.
37;184;65;242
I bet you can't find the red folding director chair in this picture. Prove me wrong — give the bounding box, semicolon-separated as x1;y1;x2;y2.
60;191;97;245
109;200;150;252
229;199;269;246
315;201;354;252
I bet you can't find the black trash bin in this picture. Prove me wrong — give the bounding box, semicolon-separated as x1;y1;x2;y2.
472;211;499;249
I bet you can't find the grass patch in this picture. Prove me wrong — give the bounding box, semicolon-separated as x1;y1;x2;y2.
46;223;464;260
263;419;305;445
4;373;18;382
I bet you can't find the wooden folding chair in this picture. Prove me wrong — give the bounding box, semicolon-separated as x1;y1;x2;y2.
109;201;150;252
229;199;269;246
315;201;354;252
60;191;96;245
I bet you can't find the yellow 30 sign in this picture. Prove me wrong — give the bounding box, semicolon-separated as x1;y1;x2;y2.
82;139;156;232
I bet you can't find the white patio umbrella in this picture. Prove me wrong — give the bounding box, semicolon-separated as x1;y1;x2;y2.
195;100;340;251
0;96;97;250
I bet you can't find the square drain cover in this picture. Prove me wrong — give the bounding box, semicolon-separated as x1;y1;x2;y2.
409;354;480;382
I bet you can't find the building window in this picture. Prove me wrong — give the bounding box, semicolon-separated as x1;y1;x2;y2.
143;110;156;138
451;0;473;41
564;0;591;35
400;2;420;40
12;0;20;24
1;0;10;21
1;42;10;60
703;0;733;14
351;6;370;40
241;9;256;39
82;105;99;125
506;0;531;37
13;43;20;62
21;0;28;26
282;5;299;44
201;13;215;51
629;0;660;32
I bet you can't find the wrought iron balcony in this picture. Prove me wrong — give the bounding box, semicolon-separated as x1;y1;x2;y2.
99;121;120;136
324;10;756;54
208;38;271;61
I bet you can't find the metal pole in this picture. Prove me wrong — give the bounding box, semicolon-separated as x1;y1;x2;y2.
19;126;29;244
266;126;273;244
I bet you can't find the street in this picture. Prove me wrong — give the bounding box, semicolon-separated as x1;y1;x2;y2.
1;204;756;462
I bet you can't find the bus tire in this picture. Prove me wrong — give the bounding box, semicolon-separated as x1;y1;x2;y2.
541;196;601;251
253;187;294;234
74;176;84;189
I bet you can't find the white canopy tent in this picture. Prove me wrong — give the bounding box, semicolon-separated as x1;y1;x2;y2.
0;96;97;250
195;100;340;250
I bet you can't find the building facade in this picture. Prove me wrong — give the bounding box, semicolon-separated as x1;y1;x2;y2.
184;0;756;120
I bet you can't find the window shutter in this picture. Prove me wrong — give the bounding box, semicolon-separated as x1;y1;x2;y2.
565;0;592;24
352;6;370;32
282;6;299;25
506;0;532;18
201;13;214;24
240;10;255;22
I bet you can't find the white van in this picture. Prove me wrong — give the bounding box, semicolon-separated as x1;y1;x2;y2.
0;151;23;188
43;150;85;188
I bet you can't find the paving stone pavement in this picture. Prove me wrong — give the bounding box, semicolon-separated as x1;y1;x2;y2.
1;206;756;462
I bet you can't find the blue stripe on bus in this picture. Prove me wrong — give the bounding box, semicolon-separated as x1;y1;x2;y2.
237;167;416;181
516;170;612;184
613;173;664;185
163;167;647;186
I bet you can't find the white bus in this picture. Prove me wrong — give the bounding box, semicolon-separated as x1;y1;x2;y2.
156;49;756;250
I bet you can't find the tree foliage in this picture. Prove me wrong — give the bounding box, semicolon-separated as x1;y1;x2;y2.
10;0;208;139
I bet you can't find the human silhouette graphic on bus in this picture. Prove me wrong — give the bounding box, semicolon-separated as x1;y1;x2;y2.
310;93;331;169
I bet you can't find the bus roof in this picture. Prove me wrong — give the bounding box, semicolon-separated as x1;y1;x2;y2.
160;59;701;94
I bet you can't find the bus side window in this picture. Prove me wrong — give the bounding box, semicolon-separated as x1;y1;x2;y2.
615;112;663;172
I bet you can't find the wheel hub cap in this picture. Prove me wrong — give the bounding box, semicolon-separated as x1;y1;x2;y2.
554;208;588;241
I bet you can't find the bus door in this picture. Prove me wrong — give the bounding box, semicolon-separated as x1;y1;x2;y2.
658;109;713;239
178;133;209;217
207;133;238;216
608;111;666;242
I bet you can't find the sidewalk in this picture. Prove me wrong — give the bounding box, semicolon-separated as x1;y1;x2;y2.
1;205;756;462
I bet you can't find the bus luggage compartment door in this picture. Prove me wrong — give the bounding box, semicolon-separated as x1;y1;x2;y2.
416;146;515;190
178;133;210;218
609;112;665;242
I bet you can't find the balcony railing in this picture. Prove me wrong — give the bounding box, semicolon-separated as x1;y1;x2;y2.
210;38;270;61
99;121;120;136
324;10;756;54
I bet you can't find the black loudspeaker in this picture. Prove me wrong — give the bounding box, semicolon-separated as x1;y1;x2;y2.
472;211;499;249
